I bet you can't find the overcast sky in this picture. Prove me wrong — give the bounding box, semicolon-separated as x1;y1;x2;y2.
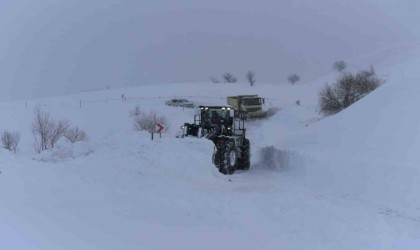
0;0;418;101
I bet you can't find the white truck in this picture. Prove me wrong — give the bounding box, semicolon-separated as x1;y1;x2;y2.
227;95;268;119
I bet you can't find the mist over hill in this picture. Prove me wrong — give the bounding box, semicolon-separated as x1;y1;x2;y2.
0;0;418;101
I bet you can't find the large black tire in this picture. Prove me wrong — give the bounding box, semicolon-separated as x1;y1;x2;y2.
212;150;220;169
238;138;250;170
217;138;238;175
212;141;222;169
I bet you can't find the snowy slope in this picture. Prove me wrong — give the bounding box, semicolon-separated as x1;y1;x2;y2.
2;53;420;249
257;54;420;247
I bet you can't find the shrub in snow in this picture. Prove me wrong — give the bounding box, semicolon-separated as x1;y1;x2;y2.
1;131;20;153
31;107;70;153
319;66;383;116
222;72;237;83
65;127;88;143
49;119;71;149
132;109;169;133
210;76;220;83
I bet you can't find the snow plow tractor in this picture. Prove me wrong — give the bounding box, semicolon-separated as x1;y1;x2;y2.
182;106;250;175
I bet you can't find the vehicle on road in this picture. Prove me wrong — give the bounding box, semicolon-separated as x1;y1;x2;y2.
165;99;195;108
227;95;268;119
181;106;250;175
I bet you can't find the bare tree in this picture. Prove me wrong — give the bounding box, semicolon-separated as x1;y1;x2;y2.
65;127;88;143
319;85;342;116
222;73;237;83
287;74;300;85
32;107;55;152
31;107;71;153
49;119;70;148
210;76;220;83
1;131;20;153
246;70;256;86
355;66;381;94
319;67;383;116
333;60;347;72
133;110;169;133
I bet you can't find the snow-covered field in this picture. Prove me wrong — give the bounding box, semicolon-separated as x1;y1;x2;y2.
2;54;420;249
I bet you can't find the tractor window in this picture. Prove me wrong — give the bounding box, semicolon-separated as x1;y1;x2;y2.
214;110;230;120
211;111;220;122
202;109;230;126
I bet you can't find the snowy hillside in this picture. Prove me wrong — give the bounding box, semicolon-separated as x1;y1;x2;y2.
2;55;420;249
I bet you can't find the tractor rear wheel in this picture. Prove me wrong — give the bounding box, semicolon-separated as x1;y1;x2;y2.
218;138;238;175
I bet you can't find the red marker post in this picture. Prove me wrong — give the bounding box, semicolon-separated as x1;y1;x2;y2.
156;123;164;139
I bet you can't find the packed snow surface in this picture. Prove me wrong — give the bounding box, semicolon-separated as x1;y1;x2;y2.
2;55;420;249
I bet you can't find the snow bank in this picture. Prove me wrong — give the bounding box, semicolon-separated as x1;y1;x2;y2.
2;49;420;249
33;140;93;163
254;53;420;242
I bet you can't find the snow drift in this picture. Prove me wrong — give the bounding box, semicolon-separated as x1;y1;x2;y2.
2;51;420;249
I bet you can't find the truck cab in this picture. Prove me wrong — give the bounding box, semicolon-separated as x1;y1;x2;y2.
227;95;268;119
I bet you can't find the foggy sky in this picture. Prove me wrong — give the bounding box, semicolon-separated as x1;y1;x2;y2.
0;0;418;101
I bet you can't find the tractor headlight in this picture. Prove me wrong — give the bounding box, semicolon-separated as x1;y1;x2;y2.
227;107;231;110
181;126;185;129
227;127;232;130
221;107;226;110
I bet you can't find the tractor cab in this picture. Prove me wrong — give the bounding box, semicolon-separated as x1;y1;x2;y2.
199;106;234;134
182;106;234;138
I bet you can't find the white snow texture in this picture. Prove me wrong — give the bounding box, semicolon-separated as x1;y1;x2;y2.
2;46;420;249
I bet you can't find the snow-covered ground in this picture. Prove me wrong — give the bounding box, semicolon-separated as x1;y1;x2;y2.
2;52;420;249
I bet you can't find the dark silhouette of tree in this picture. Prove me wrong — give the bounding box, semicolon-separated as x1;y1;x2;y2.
333;60;347;72
319;67;383;116
246;70;256;86
287;74;300;85
222;73;237;83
